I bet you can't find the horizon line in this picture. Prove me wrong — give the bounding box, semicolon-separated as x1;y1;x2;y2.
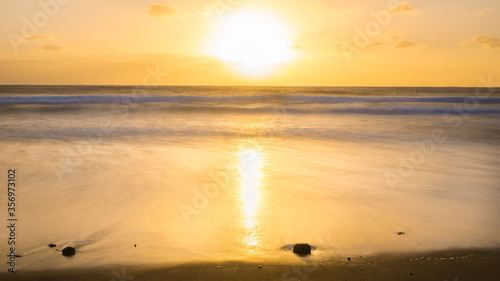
0;84;494;88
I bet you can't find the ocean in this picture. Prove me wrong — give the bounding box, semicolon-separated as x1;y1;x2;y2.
1;85;499;270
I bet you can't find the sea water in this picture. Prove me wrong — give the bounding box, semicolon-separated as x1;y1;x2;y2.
0;85;499;269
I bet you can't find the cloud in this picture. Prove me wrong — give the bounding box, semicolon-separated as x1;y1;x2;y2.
332;33;426;53
393;40;428;50
147;4;178;19
389;2;418;14
472;7;494;16
24;33;53;41
463;34;500;49
37;44;63;52
367;41;384;47
393;40;416;49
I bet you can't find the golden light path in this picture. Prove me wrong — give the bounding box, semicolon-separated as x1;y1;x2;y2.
237;147;264;247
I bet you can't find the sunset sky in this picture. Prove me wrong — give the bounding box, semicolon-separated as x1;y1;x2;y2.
1;0;499;86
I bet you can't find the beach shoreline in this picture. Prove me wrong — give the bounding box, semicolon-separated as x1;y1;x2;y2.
3;248;499;281
2;86;500;280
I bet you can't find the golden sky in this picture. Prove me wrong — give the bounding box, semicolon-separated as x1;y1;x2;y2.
1;0;499;86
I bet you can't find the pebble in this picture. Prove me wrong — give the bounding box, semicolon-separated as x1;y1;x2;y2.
293;243;312;255
62;247;76;256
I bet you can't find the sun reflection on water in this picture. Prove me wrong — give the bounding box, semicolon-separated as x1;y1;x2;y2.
237;147;263;247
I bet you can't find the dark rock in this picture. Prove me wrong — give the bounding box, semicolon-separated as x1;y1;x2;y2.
258;265;262;268
48;244;56;248
410;272;414;276
397;232;405;235
134;244;137;247
347;257;351;261
293;243;311;255
62;247;76;256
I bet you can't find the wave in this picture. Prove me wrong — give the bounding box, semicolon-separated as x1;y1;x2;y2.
1;102;500;116
1;94;500;105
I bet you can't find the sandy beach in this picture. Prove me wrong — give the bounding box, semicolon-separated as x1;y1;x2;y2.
2;86;500;280
2;248;498;281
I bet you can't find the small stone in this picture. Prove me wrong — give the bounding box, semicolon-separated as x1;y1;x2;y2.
347;257;351;261
410;272;414;276
62;247;76;256
293;243;311;255
216;265;222;269
397;232;405;235
258;265;262;268
134;244;137;247
48;244;56;248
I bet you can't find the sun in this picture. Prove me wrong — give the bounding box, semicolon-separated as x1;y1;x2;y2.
208;10;296;76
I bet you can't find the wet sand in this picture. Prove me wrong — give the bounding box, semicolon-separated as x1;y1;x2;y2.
2;87;500;280
3;248;499;281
